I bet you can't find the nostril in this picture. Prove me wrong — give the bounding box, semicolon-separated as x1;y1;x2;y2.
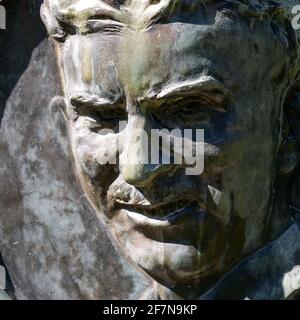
107;175;151;206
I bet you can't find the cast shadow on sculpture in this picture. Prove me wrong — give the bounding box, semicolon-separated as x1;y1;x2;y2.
42;0;300;299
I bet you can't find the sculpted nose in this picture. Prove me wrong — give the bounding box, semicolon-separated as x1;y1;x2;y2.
119;113;174;187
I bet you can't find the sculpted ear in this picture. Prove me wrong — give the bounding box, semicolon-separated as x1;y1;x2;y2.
278;85;300;176
277;84;300;212
40;3;66;42
49;96;69;136
287;87;300;140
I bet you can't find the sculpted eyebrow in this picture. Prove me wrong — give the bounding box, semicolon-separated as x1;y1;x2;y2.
150;76;233;105
86;19;125;34
156;76;232;102
70;94;125;114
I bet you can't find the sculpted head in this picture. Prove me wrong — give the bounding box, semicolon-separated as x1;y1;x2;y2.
41;0;300;296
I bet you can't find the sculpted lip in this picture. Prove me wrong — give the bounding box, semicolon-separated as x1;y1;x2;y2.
117;200;201;227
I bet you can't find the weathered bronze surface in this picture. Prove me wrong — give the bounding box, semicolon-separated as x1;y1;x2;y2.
0;0;300;299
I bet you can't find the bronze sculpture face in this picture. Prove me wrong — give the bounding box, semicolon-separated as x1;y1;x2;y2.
41;0;300;297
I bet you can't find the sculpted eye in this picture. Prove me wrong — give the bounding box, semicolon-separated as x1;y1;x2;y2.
58;21;76;36
151;96;227;129
71;94;127;133
48;20;76;42
77;108;127;133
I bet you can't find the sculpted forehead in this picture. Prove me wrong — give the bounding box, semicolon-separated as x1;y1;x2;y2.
59;6;290;102
117;13;288;97
49;0;295;103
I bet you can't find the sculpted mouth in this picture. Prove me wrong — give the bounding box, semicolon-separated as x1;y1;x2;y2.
116;200;202;227
111;178;226;226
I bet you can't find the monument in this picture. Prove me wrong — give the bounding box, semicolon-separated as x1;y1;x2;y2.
0;0;300;299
